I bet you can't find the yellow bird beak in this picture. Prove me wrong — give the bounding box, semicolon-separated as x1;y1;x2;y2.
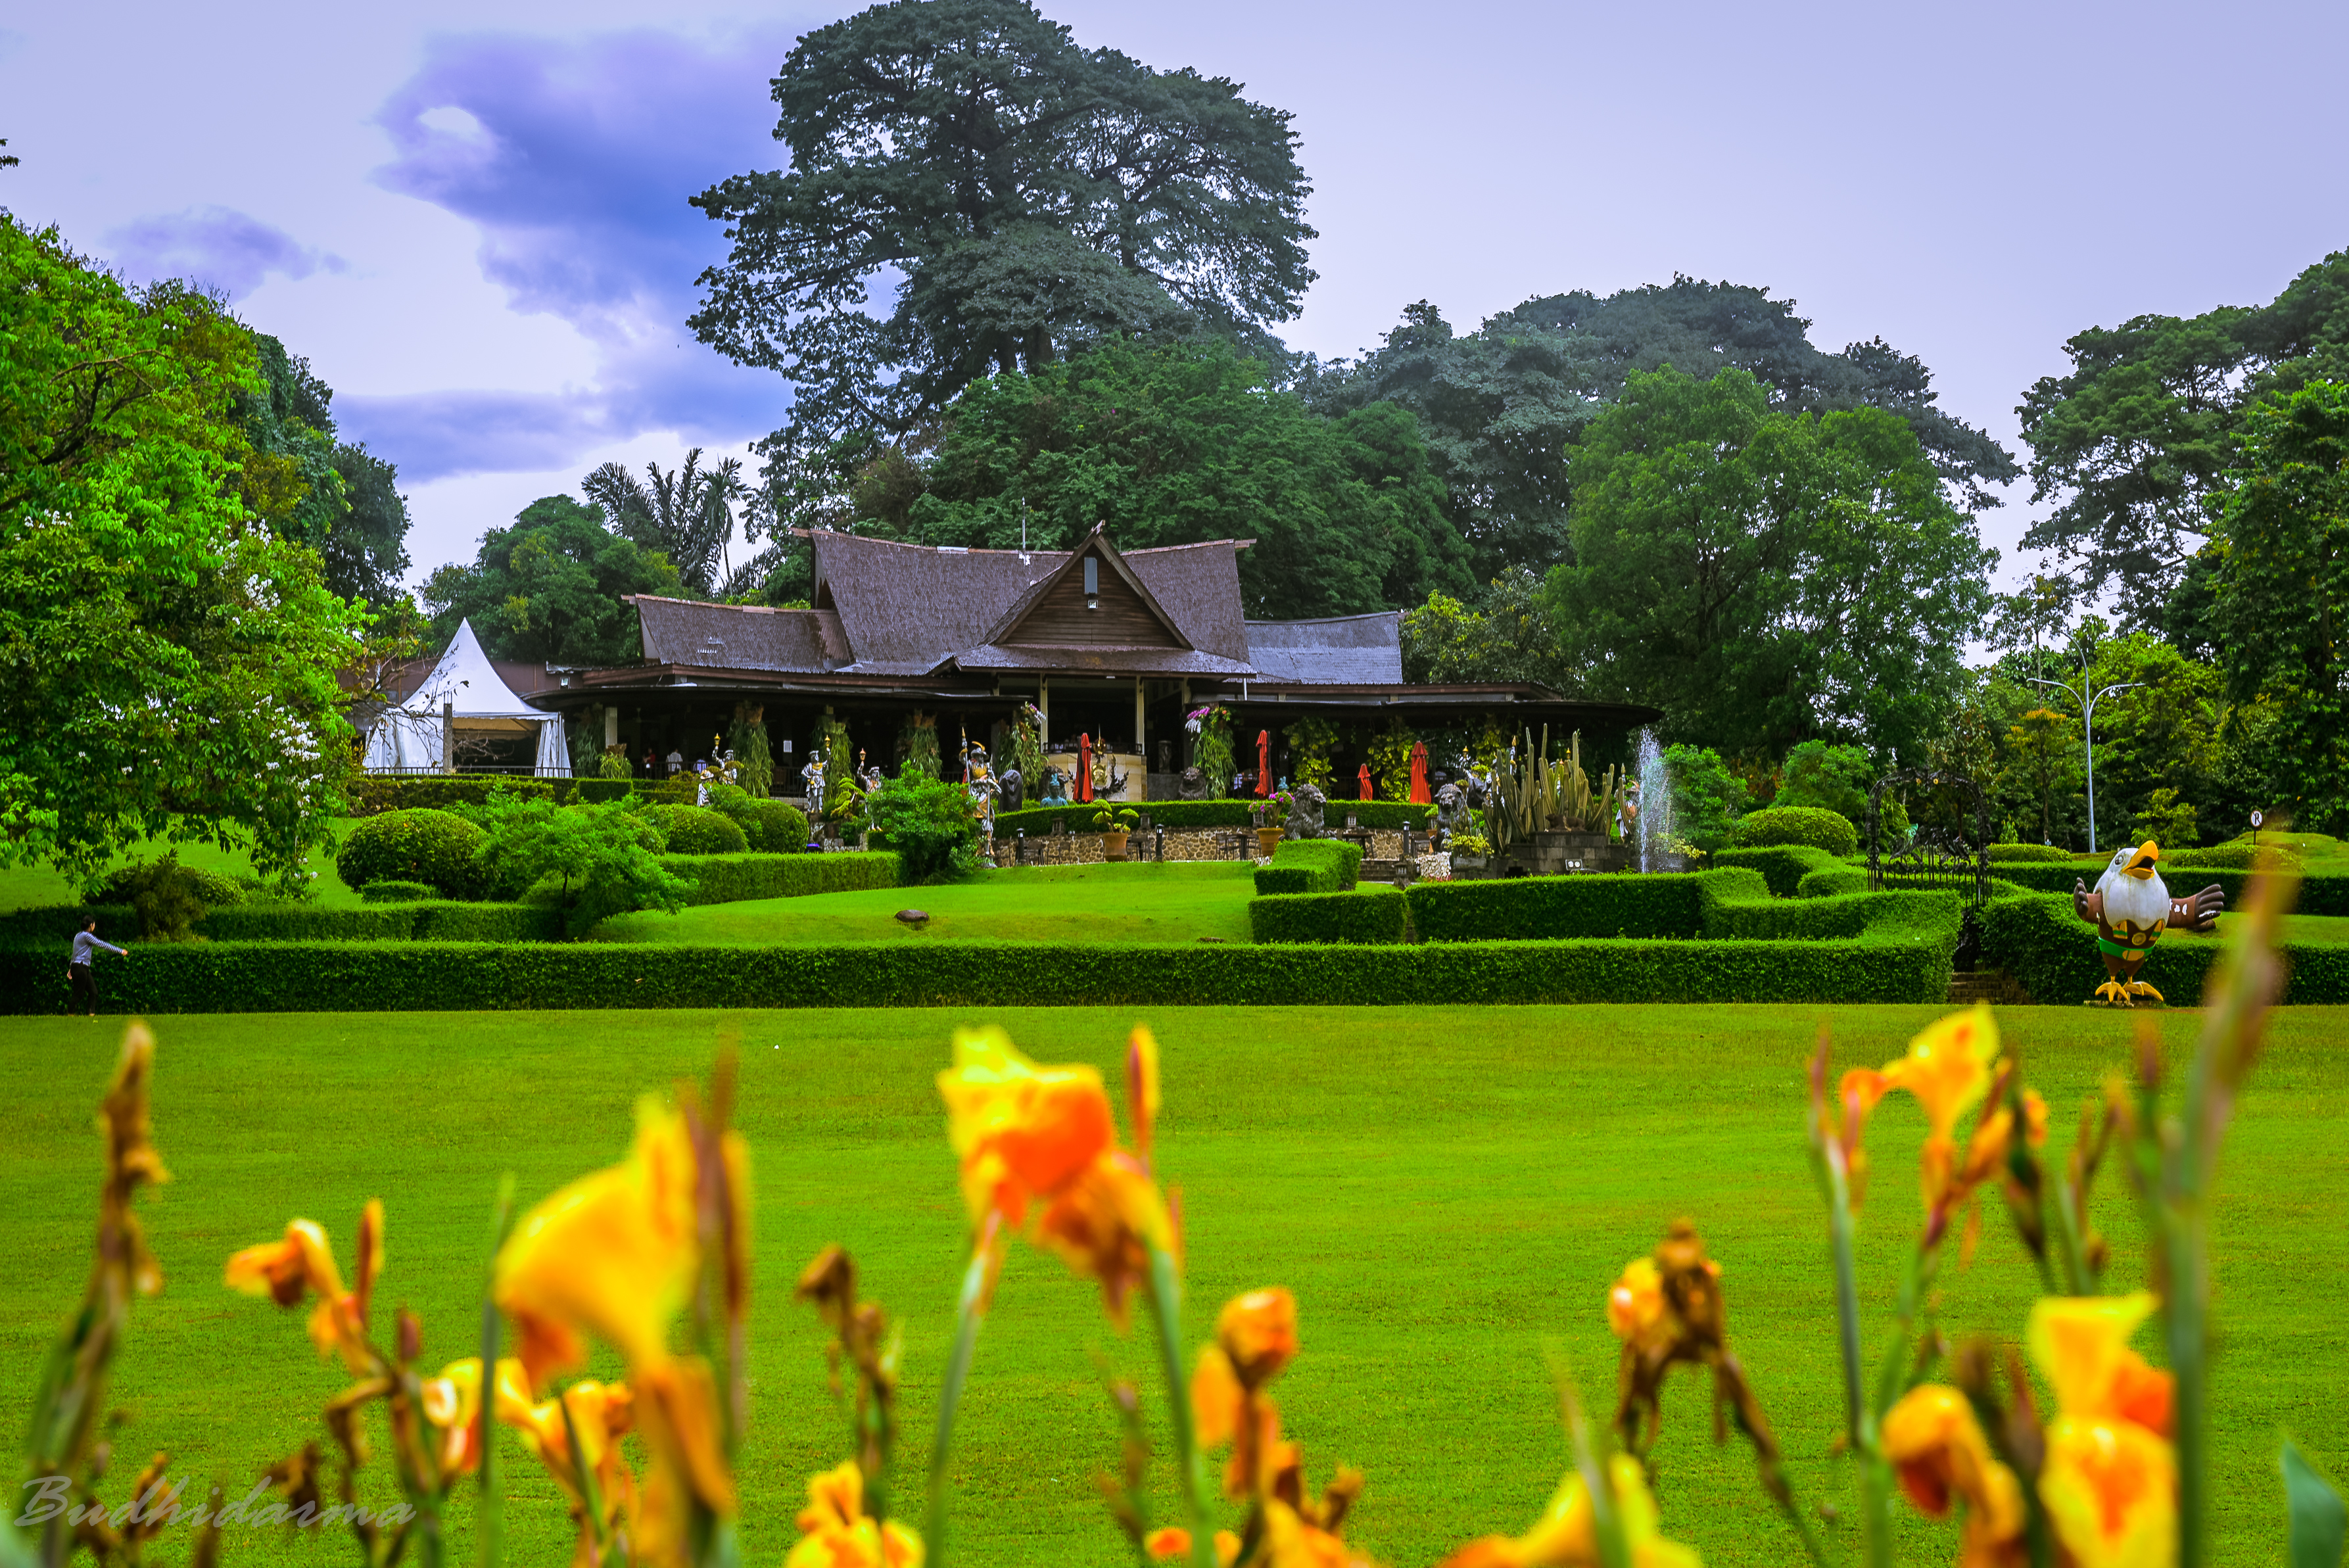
2124;840;2160;880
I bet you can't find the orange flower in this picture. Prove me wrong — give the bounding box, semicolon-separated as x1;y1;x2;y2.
1145;1527;1239;1566
937;1028;1116;1231
225;1214;374;1370
1877;1004;2001;1210
1605;1258;1668;1351
785;1461;923;1568
1266;1498;1378;1568
1882;1385;2026;1566
1218;1288;1300;1388
1436;1454;1699;1568
1127;1025;1162;1166
2027;1294;2176;1568
493;1097;702;1388
1033;1149;1176;1327
417;1355;531;1477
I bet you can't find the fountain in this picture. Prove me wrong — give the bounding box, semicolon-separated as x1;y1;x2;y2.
1635;727;1674;874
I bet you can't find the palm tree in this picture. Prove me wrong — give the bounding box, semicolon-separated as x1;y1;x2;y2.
582;450;758;597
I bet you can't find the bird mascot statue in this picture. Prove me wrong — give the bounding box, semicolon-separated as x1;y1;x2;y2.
2072;840;2225;1005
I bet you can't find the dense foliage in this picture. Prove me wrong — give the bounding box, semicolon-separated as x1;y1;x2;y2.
1;217;369;886
640;803;750;856
865;774;982;882
1725;805;1860;857
335;808;487;897
421;495;680;665
465;792;693;938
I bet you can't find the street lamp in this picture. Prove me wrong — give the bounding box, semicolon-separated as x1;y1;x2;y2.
2024;675;2143;855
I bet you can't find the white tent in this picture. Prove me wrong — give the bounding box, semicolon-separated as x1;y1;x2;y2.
360;619;571;776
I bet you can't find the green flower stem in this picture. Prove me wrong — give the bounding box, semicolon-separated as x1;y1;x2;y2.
1821;1154;1865;1446
924;1237;995;1568
477;1175;516;1568
1143;1246;1215;1568
559;1392;611;1565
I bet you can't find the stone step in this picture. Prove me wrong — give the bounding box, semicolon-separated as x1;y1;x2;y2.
1947;967;2033;1006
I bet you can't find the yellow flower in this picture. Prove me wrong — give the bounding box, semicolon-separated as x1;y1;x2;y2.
1881;1385;2026;1566
2027;1294;2176;1568
1127;1024;1162;1164
937;1028;1116;1231
417;1355;531;1476
1218;1287;1300;1389
1877;1004;2001;1210
225;1211;377;1371
785;1461;923;1568
1605;1258;1668;1350
1437;1454;1699;1568
494;1097;701;1388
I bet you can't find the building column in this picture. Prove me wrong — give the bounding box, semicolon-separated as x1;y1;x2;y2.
1133;677;1145;761
1038;677;1050;745
604;705;619;749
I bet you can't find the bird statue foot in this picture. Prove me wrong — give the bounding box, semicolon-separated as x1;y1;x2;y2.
2127;979;2166;1005
2093;980;2133;1007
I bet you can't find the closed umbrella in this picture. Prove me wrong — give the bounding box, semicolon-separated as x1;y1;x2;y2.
1358;763;1375;801
1078;733;1095;803
1408;741;1431;804
1256;730;1271;796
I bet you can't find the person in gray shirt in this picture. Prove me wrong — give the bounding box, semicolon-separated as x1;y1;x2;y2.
68;918;129;1018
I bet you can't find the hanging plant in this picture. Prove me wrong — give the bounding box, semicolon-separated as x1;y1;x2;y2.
729;701;774;797
1185;705;1234;797
1285;716;1341;789
1366;719;1418;801
898;711;941;780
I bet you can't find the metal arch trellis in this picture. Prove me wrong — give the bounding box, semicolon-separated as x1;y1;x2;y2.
1867;769;1991;909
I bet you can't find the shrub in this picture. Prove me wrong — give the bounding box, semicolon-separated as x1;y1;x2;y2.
1987;843;2074;863
657;853;901;905
1727;806;1859;857
471;796;696;937
0;905;134;950
344;777;557;817
1252;867;1320;895
1269;838;1362;890
2168;842;2302;870
1249;887;1411;944
89;853;212;940
865;776;980;882
359;880;435;904
741;799;810;853
1795;865;1872;898
337;809;488;897
642;805;750;856
1408;874;1707;941
1662;744;1749;853
1711;844;1840;898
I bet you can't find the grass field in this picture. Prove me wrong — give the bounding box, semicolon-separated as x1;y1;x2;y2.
593;860;1262;945
3;1004;2340;1566
0;824;364;912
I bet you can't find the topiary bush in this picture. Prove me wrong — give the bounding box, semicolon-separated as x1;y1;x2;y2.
358;880;435;904
642;805;750;856
1252;867;1321;895
705;785;809;853
1269;838;1362;890
1711;845;1840;897
335;809;488;897
1726;806;1859;858
1987;843;2074;863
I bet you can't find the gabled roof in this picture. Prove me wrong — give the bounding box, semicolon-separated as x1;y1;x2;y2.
807;531;1053;675
983;527;1193;650
1245;612;1406;685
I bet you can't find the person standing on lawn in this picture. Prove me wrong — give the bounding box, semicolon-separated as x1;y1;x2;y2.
67;917;129;1018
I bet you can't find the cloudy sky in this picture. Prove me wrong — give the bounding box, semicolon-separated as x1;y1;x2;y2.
5;0;2344;592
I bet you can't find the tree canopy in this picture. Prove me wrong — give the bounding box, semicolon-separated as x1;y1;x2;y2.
2018;247;2349;625
810;337;1469;619
0;216;368;882
690;0;1314;512
1544;367;1995;760
235;333;414;607
422;496;681;667
1307;279;2017;579
582;449;762;598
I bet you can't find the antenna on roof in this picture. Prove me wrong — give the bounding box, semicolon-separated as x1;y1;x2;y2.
1020;498;1028;552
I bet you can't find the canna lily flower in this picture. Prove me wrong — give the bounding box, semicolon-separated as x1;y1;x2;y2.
1218;1287;1300;1388
494;1097;701;1389
1436;1453;1699;1568
937;1028;1116;1231
1877;1004;2002;1211
1033;1149;1176;1329
417;1355;531;1476
1145;1527;1239;1567
786;1460;923;1568
1127;1025;1162;1167
1265;1497;1377;1568
1605;1258;1669;1352
2027;1293;2177;1568
1881;1385;2026;1566
225;1211;377;1370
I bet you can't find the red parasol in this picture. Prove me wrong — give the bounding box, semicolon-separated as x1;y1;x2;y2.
1408;741;1431;804
1256;730;1271;796
1358;763;1375;800
1078;733;1095;802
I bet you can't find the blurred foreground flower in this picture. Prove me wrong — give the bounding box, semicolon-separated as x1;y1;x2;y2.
1438;1453;1697;1568
1880;1386;2024;1567
2029;1295;2176;1568
789;1461;922;1568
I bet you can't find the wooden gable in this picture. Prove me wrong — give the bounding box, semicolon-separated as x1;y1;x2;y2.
999;538;1187;649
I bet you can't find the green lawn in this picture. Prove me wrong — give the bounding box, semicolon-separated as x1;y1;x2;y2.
0;822;364;911
3;1004;2340;1566
594;859;1264;945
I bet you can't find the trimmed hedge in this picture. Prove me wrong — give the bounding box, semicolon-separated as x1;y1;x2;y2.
1727;806;1859;857
1987;861;2349;916
0;932;1955;1012
1253;867;1319;895
1712;845;1840;898
1409;873;1706;941
1987;843;2074;863
1269;838;1362;890
359;880;435;903
0;901;565;945
344;777;702;815
655;852;900;906
336;809;488;896
1981;893;2349;1006
1797;866;1873;899
643;805;749;855
1249;886;1411;945
0;904;136;949
991;800;1431;837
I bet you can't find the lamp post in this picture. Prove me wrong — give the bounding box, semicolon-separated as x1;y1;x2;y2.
2024;675;2143;855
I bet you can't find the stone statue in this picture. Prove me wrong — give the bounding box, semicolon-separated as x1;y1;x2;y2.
1287;781;1327;839
1178;765;1214;801
799;753;827;813
1039;765;1070;806
1434;780;1474;846
999;766;1024;813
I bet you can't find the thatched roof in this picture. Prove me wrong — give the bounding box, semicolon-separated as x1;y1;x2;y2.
1245;612;1405;684
635;596;847;672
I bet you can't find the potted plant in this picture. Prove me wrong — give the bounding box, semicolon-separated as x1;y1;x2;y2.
1256;792;1291;859
1446;830;1492;878
1093;805;1140;861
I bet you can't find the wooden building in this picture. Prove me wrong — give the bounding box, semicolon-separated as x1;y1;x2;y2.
523;527;1660;796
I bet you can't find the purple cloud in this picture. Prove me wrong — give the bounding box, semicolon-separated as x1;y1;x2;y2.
347;28;795;481
103;206;344;301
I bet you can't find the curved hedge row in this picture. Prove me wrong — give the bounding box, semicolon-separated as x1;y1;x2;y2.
1248;887;1411;945
1712;845;1841;898
1986;862;2348;916
1981;892;2348;1006
0;932;1957;1012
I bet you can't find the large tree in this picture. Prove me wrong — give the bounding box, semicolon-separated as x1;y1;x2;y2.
422;497;681;667
815;337;1469;619
582;450;760;597
1544;367;1995;760
230;333;414;607
1307;279;2017;579
0;217;368;882
2018;247;2349;625
690;0;1315;510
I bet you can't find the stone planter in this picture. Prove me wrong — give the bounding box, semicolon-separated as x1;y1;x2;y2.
1101;830;1130;862
1448;854;1490;880
1256;826;1285;857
